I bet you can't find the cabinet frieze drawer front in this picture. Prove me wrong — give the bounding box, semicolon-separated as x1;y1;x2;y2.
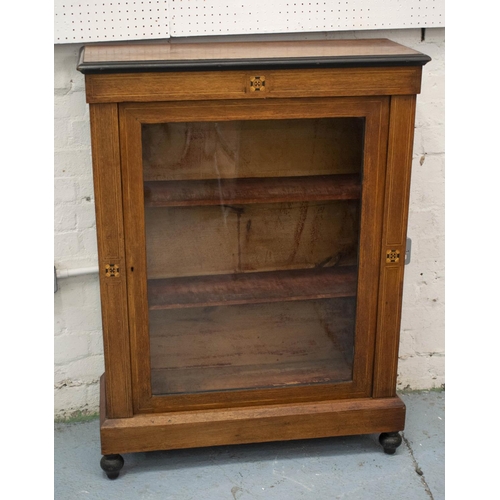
85;67;422;103
86;71;247;103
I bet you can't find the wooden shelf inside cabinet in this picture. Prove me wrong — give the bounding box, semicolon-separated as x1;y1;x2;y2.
144;174;361;207
147;266;357;310
152;358;353;395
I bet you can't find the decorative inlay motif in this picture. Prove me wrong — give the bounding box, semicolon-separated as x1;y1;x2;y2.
105;264;120;277
249;76;266;91
386;249;401;264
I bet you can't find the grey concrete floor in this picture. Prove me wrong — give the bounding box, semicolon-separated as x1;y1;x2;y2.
55;391;444;499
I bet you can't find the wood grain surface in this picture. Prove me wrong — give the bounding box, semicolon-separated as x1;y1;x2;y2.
147;266;357;310
85;66;423;103
99;373;406;455
150;298;355;394
89;103;133;418
145;201;359;279
373;95;417;398
142;118;363;181
81;39;427;65
144;174;361;207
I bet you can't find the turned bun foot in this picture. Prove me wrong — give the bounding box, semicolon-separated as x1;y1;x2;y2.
100;454;124;479
379;432;403;455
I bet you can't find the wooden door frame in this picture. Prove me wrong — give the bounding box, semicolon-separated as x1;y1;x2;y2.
119;96;390;414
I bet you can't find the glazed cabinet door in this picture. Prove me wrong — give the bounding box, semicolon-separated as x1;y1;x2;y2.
120;97;389;414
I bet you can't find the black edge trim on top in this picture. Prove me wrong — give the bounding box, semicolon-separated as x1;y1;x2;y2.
77;53;431;74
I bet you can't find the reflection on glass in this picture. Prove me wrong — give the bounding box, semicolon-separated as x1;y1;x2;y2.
142;118;364;395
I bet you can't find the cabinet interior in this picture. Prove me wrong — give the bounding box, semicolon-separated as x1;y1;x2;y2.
142;117;364;396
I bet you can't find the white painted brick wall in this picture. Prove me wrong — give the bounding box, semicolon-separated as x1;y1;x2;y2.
54;43;102;418
54;28;445;419
398;28;444;390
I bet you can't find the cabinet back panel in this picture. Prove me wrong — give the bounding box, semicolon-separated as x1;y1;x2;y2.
142;118;363;181
145;200;359;279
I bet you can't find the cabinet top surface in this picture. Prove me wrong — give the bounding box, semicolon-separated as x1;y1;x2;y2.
77;38;430;74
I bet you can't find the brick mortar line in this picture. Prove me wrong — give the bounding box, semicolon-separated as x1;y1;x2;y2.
55;379;100;389
402;433;435;500
400;352;444;358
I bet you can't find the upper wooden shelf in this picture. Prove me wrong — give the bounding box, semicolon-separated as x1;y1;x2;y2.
144;174;361;207
77;38;431;74
147;266;357;310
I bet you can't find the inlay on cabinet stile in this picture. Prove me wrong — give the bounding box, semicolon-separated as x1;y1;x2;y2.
77;38;430;479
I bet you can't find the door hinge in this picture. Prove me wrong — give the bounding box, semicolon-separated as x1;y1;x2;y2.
405;238;412;265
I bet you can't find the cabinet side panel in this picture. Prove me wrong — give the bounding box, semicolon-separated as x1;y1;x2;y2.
89;103;133;418
373;95;416;399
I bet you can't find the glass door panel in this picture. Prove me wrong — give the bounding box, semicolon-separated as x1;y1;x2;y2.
141;118;364;395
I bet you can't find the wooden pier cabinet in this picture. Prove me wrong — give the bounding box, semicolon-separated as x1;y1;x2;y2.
77;38;430;479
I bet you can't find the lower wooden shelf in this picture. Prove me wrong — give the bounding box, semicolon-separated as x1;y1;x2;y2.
147;265;357;310
99;375;406;455
151;359;351;395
